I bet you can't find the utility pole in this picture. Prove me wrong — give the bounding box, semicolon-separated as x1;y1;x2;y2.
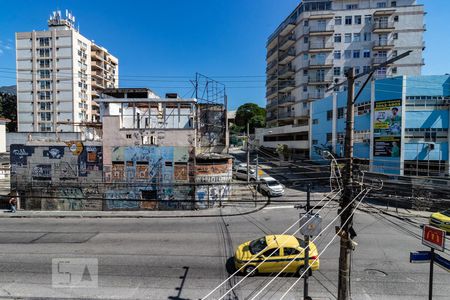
247;123;250;183
304;184;311;300
338;67;355;300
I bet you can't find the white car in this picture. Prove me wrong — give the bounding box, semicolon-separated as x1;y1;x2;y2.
259;177;285;197
233;167;257;180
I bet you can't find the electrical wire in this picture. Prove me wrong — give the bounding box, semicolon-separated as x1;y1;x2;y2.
246;188;367;300
278;188;370;299
201;189;342;300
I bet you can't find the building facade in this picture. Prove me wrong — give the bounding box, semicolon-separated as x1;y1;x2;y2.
310;75;450;176
15;10;118;133
262;0;425;158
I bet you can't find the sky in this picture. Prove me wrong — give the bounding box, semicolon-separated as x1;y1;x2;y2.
0;0;448;110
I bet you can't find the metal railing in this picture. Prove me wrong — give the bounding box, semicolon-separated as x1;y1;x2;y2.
309;41;334;49
279;34;296;47
278;80;295;90
308;24;334;33
373;21;395;30
278;110;293;119
308;58;333;67
308;75;333;83
278;95;295;105
373;39;394;47
278;64;295;77
279;48;296;62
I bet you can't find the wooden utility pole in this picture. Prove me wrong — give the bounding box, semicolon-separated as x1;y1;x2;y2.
338;67;355;300
246;123;250;182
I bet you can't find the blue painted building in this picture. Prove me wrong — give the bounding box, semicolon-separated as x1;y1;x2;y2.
310;75;450;176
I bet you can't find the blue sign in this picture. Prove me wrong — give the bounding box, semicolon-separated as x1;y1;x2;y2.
435;253;450;272
410;251;431;263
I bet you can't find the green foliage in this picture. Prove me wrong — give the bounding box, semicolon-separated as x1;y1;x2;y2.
235;103;266;133
0;93;17;132
276;144;290;157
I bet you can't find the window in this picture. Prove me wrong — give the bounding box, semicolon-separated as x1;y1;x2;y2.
392;67;397;74
377;2;387;8
363;49;371;58
39;59;50;68
345;33;352;43
39;81;51;89
391;1;397;7
326;133;332;143
312;119;319;124
284;248;300;256
40;112;51;121
353;33;361;42
334;34;342;43
39;49;50;58
393;33;398;39
312;139;318;145
394;15;399;22
327;110;333;120
392;50;398;57
39;70;50;79
304;36;309;43
334;50;341;59
337;107;345;119
345;16;352;25
303;85;308;92
346;4;358;10
39;37;50;47
39;91;51;100
335;16;342;25
262;248;280;257
344;50;351;59
363;66;371;73
334;67;341;76
39;102;51;110
304;20;309;26
126;134;132;139
363;32;372;41
355;15;362;24
303;53;309;60
303;69;308;76
355;66;360;74
364;15;372;24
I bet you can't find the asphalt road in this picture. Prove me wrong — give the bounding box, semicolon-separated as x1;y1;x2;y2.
0;199;449;300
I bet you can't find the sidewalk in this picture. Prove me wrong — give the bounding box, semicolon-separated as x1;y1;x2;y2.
0;202;269;219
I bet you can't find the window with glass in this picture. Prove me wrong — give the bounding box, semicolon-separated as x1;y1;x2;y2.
39;37;50;47
353;33;361;42
334;34;342;43
337;107;345;119
327;110;333;120
39;102;52;110
39;81;51;89
39;91;51;100
335;16;342;25
363;50;371;58
39;70;50;79
334;67;341;76
345;33;352;43
377;2;387;8
40;112;52;121
345;16;352;25
304;36;309;43
363;66;371;73
363;32;372;41
365;15;372;24
334;50;341;59
353;50;360;58
344;50;352;59
39;59;50;68
355;15;362;24
39;49;50;58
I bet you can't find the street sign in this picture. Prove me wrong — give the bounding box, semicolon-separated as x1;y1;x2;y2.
410;251;431;263
422;225;446;252
434;252;450;272
299;213;322;236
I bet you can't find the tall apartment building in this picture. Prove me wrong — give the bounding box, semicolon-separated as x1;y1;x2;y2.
16;10;118;132
262;0;425;158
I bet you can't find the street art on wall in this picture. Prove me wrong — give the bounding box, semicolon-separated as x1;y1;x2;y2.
31;164;52;180
10;144;35;167
195;159;232;209
43;146;65;159
66;141;84;155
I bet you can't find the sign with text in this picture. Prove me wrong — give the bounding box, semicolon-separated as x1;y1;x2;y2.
422;225;446;252
374;99;402;135
374;136;401;157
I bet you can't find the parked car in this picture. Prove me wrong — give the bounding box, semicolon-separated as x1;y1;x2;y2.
429;209;450;233
234;234;319;276
233;166;266;181
259;177;285;197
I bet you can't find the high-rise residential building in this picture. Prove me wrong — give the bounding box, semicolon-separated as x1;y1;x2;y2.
261;0;425;158
15;10;118;132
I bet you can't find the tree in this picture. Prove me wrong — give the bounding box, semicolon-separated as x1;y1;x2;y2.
235;103;266;133
0;93;17;132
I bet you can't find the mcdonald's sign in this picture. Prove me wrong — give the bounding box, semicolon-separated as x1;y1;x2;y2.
422;225;446;252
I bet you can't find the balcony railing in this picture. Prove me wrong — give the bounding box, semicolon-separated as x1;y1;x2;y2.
266;60;277;73
373;39;394;47
279;34;296;49
266;114;277;121
308;24;334;33
278;95;295;105
372;21;395;30
266;87;278;97
278;80;295;91
308;58;333;67
278;64;295;77
372;56;389;65
308;75;333;84
266;74;278;86
305;91;325;100
309;41;334;50
266;47;277;59
279;48;296;62
278;111;293;119
266;100;278;110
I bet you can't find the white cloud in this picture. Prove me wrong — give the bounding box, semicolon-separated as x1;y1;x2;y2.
0;40;12;55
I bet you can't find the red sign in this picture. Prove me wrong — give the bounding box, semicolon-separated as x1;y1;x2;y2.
422;225;446;252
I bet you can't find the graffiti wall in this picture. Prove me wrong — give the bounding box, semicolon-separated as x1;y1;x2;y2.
104;146;194;210
10;143;103;211
195;159;232;209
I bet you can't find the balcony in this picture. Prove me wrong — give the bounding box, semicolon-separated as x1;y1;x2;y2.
278;64;295;78
279;48;296;64
266;86;278;99
307;58;333;68
304;91;325;101
266;100;278;110
308;75;333;85
372;21;395;32
266;46;278;61
279;33;296;51
266;74;278;87
308;24;334;36
280;20;296;36
372;56;391;65
266;60;277;74
373;9;395;16
92;61;103;70
266;114;277;122
278;110;293;120
309;41;334;52
278;80;295;93
278;94;295;106
373;39;394;50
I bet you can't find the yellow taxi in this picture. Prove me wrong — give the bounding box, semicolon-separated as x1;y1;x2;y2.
430;209;450;233
234;235;320;276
